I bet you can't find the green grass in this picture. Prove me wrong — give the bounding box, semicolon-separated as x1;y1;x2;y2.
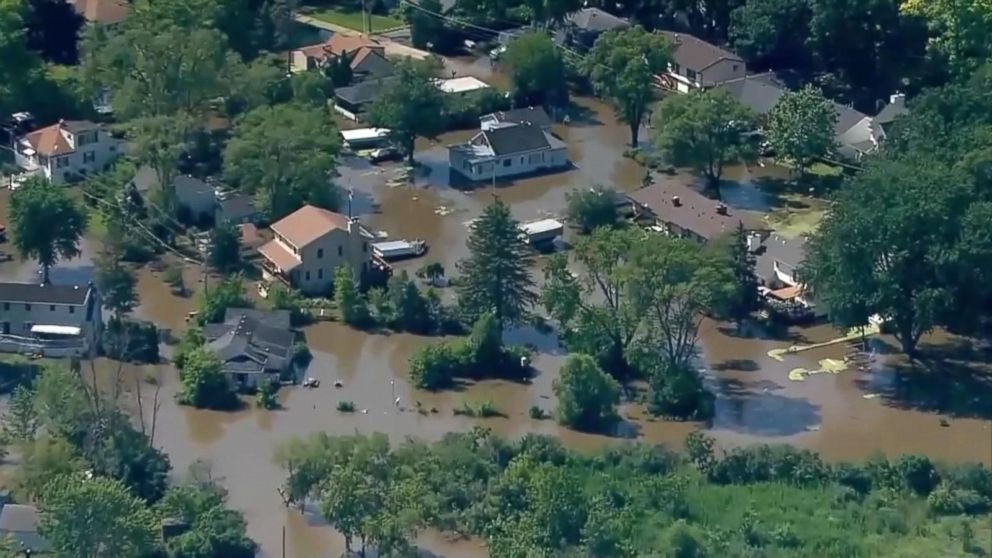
310;8;403;32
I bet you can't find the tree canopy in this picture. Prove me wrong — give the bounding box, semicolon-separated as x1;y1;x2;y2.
502;31;568;108
9;177;88;284
585;26;671;147
223;103;341;220
457;198;538;328
767;85;838;179
368;58;446;163
652;89;758;190
553;354;621;432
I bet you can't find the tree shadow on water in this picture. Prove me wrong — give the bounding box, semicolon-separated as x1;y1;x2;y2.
712;378;821;436
856;340;992;420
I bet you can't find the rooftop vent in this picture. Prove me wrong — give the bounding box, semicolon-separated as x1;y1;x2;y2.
716;203;727;215
672;195;681;207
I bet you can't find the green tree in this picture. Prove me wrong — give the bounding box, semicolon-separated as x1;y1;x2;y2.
585;26;671;147
208;222;242;273
198;276;251;323
9;177;88;283
408;0;451;51
767;86;837;180
553;354;620;432
457;199;537;329
803;158;975;356
178;346;239;410
223;103;341;220
709;222;760;326
12;436;87;502
368;58;445;163
3;384;39;443
0;0;40;117
565;186;620;234
39;473;158;558
81;16;236;119
728;0;811;69
290;70;332;108
156;475;256;558
334;265;370;327
95;250;139;316
900;0;992;77
388;271;432;333
652;89;758;191
502;31;568;107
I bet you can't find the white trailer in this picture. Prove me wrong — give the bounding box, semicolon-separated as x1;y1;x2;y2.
372;239;427;261
519;218;564;245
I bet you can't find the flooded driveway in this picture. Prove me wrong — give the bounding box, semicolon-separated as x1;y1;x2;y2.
2;57;990;558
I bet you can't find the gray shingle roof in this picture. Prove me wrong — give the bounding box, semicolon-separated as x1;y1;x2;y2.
205;308;294;375
484;123;550;156
662;31;743;72
0;503;50;553
0;282;91;305
486;106;552;128
715;73;788;116
628;179;767;240
567;8;629;32
335;77;399;106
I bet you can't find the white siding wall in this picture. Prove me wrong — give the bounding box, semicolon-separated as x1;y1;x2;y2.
449;147;568;181
290;226;372;295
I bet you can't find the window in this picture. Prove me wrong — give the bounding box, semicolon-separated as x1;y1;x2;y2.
338;245;343;257
305;270;311;281
520;157;524;165
363;243;367;253
317;248;324;259
732;64;739;72
318;269;323;279
25;304;31;311
83;151;95;164
24;322;33;333
503;159;511;167
69;306;75;314
55;157;69;169
686;69;697;81
2;303;8;310
50;305;56;311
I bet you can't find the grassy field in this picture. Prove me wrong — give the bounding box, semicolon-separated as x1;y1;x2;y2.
310;8;403;32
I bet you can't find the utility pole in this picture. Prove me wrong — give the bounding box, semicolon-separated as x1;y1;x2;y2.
362;0;369;34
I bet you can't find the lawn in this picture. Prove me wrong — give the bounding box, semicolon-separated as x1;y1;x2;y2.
310;8;404;32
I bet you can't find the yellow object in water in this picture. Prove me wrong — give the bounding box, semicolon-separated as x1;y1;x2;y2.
788;358;849;382
767;324;881;361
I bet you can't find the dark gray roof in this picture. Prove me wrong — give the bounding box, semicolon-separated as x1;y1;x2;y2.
486;106;552;128
218;193;257;220
335;77;398;106
662;31;743;72
756;234;807;283
716;73;788;116
175;174;213;197
832;102;868;135
568;8;628;32
352;51;395;80
628;178;767;240
205;308;294;375
875;95;909;125
483;123;550;156
0;282;91;305
0;503;50;553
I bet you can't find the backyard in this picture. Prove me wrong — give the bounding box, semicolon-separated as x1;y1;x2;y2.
308;7;404;32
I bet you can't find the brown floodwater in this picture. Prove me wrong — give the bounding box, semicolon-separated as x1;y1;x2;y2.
2;57;991;558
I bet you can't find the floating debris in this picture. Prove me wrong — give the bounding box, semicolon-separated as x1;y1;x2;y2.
788;358;848;381
768;324;881;361
862;393;880;400
434;205;454;216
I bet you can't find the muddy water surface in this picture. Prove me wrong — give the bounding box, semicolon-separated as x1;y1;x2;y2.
2;61;991;558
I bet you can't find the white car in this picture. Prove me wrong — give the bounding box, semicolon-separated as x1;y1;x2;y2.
489;44;507;60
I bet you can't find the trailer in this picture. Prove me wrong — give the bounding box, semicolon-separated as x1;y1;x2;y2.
519;218;564;245
340;128;391;151
372;239;427;261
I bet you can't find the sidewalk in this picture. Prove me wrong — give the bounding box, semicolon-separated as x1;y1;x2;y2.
294;14;430;60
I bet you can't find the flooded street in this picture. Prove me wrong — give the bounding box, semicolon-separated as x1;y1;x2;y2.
2;56;990;558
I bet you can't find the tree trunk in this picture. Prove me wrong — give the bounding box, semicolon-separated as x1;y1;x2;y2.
629;120;639;148
42;264;51;285
896;318;918;359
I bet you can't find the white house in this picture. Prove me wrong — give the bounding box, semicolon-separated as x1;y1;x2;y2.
0;282;103;358
658;32;746;93
480;106;552;132
14;120;120;184
448;122;568;182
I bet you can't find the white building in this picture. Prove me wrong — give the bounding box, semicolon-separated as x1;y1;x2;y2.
0;282;103;358
14;120;121;184
448;122;568;182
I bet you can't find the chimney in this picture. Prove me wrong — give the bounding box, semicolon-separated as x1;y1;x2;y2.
672;195;681;207
673;33;681;44
889;92;905;106
716;203;727;215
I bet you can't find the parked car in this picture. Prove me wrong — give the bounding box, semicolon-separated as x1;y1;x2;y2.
489;44;507;60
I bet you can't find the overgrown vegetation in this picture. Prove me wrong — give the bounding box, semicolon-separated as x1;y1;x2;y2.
275;429;992;558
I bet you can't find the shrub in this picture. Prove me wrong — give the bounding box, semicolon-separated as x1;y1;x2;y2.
895;454;939;496
292;343;312;367
453;400;503;418
337;400;356;413
178;346;240;410
552;354;620;432
927;484;991;516
528;405;548;419
256;380;279;409
163;264;186;295
566;186;620;234
647;362;714;420
410;342;464;390
100;316;160;363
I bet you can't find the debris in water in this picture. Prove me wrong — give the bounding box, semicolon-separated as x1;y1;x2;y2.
862;393;880;400
806;425;820;432
434;205;454;216
939;418;950;427
788;358;847;382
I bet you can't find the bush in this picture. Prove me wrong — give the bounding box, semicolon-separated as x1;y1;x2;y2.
163;264;186;295
528;405;548;419
292;343;312;367
269;285;310;326
410;342;465;390
256;380;279;409
442;87;510;129
100;316;160;363
337;400;356;413
895;455;939;496
552;354;620;432
928;483;990;516
647;362;714;420
708;445;830;487
566;186;620;234
453;400;503;418
198;276;252;324
178;346;240;410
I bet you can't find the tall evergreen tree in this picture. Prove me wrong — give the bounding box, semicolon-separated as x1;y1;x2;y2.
722;222;760;327
457;199;537;329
